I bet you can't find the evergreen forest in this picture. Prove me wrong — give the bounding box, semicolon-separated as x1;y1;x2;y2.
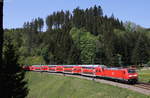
4;5;150;67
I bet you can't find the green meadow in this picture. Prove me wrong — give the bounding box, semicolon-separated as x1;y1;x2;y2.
26;72;149;98
138;69;150;83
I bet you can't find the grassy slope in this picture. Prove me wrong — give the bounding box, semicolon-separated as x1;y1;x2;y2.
138;69;150;83
26;72;149;98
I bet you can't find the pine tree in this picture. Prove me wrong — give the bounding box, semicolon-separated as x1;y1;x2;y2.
0;39;28;98
131;33;150;65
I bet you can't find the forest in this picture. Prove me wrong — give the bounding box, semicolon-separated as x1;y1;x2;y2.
4;5;150;67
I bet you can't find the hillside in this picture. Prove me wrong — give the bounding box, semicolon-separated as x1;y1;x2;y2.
4;5;150;67
26;72;149;98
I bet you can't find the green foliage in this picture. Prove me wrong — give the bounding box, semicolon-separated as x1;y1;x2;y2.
19;46;29;57
138;69;150;83
70;28;97;64
3;5;150;66
124;21;145;33
19;56;45;65
1;39;28;98
147;61;150;67
131;33;150;65
41;46;50;64
4;30;23;48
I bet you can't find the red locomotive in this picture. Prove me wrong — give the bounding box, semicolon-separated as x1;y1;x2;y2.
23;64;138;84
99;67;138;83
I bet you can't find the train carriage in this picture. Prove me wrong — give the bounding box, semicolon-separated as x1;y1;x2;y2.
55;65;64;72
72;66;82;74
33;65;41;70
63;65;74;73
40;65;49;71
23;65;30;71
28;65;36;71
48;65;57;72
81;65;96;76
23;64;138;84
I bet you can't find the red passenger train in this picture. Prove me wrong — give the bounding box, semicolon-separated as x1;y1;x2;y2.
23;65;138;84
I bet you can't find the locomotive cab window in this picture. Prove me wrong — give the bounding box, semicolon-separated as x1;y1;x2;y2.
128;69;136;73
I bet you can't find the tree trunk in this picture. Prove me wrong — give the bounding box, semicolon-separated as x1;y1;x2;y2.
0;0;3;66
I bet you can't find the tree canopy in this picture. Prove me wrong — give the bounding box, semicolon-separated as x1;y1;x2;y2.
3;5;150;67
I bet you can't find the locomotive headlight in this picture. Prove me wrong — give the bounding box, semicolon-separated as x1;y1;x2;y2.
134;75;137;77
129;75;132;77
129;74;137;77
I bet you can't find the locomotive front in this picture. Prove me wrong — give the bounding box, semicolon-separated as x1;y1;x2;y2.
127;68;138;84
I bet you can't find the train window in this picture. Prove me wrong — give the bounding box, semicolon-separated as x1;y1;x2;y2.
64;66;73;68
128;69;136;73
49;66;56;68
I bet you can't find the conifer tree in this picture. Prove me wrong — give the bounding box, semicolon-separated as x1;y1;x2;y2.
0;39;28;98
131;33;150;65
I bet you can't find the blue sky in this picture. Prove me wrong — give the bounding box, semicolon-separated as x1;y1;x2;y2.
4;0;150;29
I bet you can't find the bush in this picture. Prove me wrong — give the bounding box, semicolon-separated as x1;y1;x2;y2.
19;56;45;65
147;61;150;67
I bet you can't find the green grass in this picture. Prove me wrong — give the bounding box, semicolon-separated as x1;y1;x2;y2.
138;69;150;83
26;72;150;98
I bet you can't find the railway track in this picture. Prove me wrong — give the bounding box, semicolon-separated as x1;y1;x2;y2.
134;82;150;90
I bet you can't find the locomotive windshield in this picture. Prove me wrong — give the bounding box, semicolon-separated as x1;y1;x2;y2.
128;69;136;73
